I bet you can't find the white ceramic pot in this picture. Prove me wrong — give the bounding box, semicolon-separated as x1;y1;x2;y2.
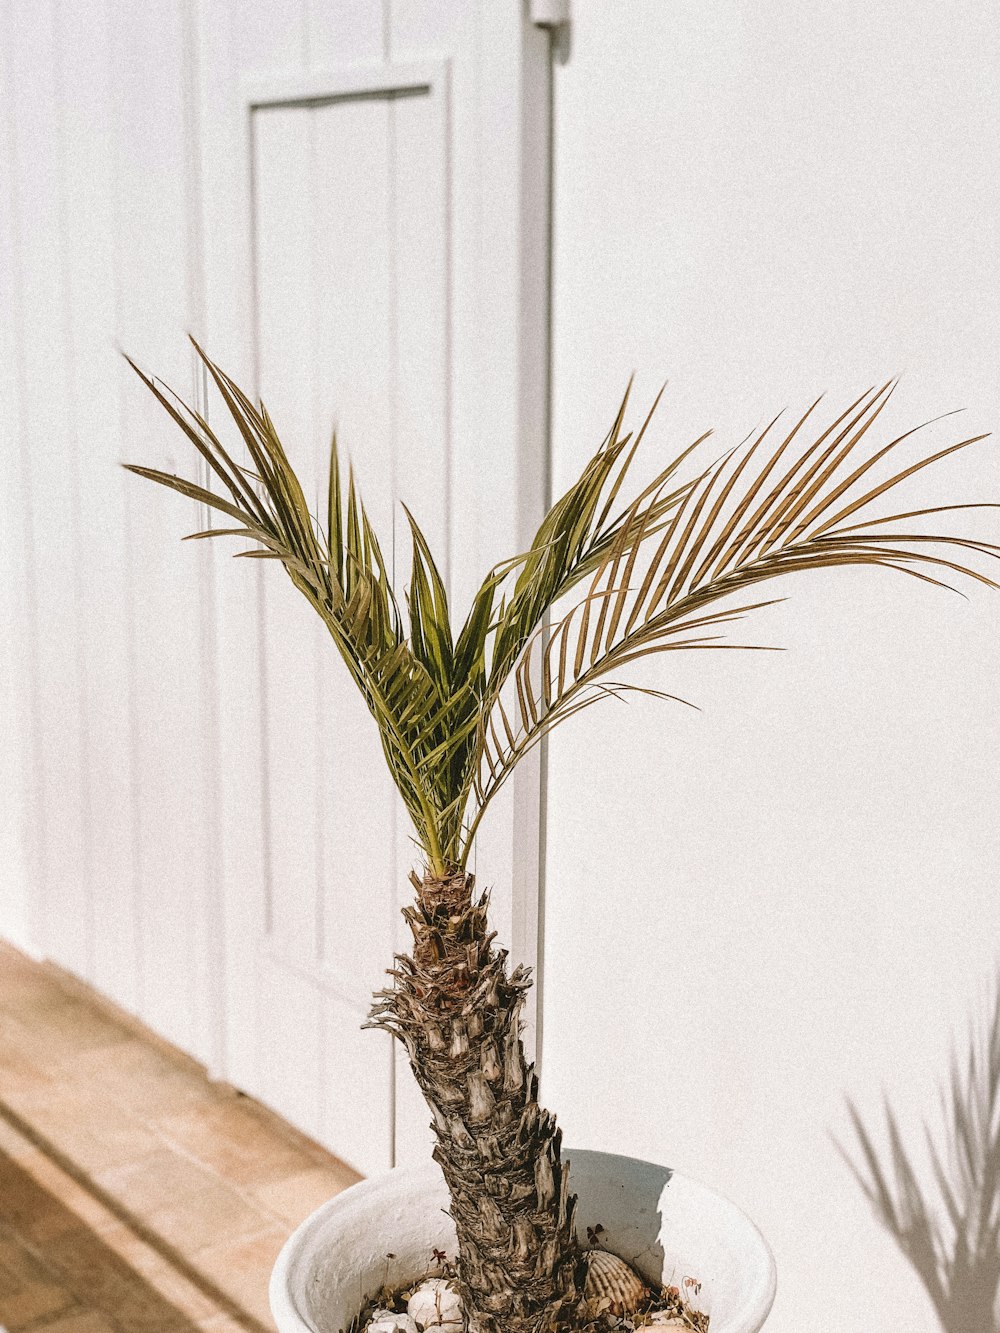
270;1149;776;1333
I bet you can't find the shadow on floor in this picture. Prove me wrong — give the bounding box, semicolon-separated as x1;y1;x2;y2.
0;1096;275;1333
0;1143;207;1332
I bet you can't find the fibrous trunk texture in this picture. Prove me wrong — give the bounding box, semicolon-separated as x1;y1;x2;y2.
369;867;583;1333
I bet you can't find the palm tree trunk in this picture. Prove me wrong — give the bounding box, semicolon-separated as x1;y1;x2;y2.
369;866;584;1333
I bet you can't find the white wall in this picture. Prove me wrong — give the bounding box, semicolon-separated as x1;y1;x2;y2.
0;0;217;1055
0;12;32;953
543;4;1000;1331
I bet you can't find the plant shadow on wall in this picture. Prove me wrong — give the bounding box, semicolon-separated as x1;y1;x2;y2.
837;973;1000;1333
124;341;1000;1333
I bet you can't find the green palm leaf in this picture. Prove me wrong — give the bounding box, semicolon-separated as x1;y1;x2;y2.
125;343;997;875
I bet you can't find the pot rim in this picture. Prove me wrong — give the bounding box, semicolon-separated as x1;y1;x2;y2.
269;1148;777;1333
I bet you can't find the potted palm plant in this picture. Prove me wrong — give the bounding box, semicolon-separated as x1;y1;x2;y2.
126;345;997;1333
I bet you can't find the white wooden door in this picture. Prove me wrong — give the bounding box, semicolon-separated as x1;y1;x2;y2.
0;1;552;1172
196;4;553;1174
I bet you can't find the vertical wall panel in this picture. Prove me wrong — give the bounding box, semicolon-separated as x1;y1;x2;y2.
308;0;392;1026
192;0;277;1093
1;0;219;1065
237;0;309;81
391;88;450;557
110;0;212;1057
0;0;33;953
56;0;140;1012
5;0;92;979
309;99;395;536
258;954;324;1132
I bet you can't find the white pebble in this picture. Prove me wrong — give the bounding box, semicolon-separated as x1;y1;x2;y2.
406;1277;465;1331
366;1311;419;1333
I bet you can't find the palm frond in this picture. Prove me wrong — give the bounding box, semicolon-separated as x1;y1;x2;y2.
465;396;997;852
125;345;458;870
125;345;997;874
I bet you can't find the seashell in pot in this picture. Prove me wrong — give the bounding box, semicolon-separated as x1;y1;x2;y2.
406;1277;465;1331
366;1312;420;1333
584;1249;649;1315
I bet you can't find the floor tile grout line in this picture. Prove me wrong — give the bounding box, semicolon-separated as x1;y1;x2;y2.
146;1092;359;1211
0;1098;272;1333
1;1045;358;1229
103;1110;346;1234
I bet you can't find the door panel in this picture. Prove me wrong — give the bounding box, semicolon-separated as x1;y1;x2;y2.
247;67;448;1172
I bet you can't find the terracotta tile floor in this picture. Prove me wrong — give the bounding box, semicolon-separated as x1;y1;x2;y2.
0;942;361;1331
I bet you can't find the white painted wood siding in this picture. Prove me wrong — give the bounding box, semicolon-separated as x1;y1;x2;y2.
0;0;214;1060
0;0;552;1174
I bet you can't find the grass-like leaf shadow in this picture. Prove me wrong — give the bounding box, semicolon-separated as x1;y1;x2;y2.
835;973;1000;1333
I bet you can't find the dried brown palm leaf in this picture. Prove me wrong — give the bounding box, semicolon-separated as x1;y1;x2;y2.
467;396;997;852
